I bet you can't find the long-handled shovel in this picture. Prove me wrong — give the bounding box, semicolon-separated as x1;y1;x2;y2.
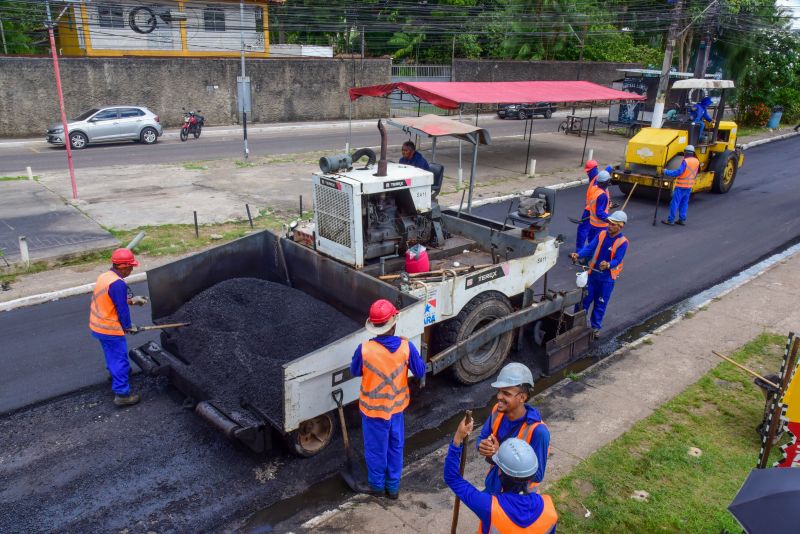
620;182;638;212
135;322;191;332
450;410;473;534
333;389;370;493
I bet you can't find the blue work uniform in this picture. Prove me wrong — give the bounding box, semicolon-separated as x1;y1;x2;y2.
476;405;549;494
576;165;613;250
690;97;713;140
576;232;629;330
663;156;699;224
351;335;426;493
444;441;557;534
399;151;431;171
90;268;133;395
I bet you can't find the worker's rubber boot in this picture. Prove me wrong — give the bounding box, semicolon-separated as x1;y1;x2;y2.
676;220;686;226
661;219;675;226
386;489;400;500
113;393;140;407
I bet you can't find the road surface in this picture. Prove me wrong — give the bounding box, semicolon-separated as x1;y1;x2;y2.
0;137;798;532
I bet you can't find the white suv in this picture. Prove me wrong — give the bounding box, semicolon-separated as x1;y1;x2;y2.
46;106;163;149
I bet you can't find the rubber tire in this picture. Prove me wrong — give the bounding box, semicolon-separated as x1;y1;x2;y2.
710;150;738;194
180;128;188;142
518;110;527;120
558;121;568;134
69;131;88;149
285;412;336;457
433;291;514;385
140;127;158;145
193;125;202;139
544;109;552;119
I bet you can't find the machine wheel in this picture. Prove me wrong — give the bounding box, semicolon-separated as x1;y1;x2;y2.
286;413;335;457
180;128;189;142
140;127;158;145
193;125;202;139
558;121;568;134
434;291;514;384
69;131;88;149
710;150;738;194
518;110;527;120
544;109;553;119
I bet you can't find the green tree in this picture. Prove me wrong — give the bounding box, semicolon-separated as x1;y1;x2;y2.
0;0;47;54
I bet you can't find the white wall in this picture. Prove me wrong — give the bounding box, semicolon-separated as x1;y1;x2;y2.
184;4;265;53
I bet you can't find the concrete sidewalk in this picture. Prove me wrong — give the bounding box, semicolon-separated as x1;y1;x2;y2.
286;250;800;533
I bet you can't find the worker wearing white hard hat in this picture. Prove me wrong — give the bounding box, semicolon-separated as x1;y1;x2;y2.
662;145;700;226
570;210;630;336
475;363;551;495
445;419;559;534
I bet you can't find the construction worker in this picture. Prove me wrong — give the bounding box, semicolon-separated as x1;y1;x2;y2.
399;140;431;171
570;211;629;336
476;363;549;494
350;299;426;498
445;418;559;534
690;96;713;141
576;160;613;250
661;145;700;226
89;248;148;406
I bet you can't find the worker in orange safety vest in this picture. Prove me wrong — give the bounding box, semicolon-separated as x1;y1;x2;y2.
662;145;700;226
350;299;426;498
89;248;148;406
445;417;558;534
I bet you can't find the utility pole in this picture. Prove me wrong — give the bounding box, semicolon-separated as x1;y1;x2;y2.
45;1;78;199
693;1;720;79
651;0;685;128
0;18;8;54
239;1;249;160
572;23;588;115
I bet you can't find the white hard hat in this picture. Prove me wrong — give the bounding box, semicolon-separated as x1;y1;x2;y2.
596;170;612;183
608;211;628;225
492;438;538;479
491;362;534;389
684;144;695;153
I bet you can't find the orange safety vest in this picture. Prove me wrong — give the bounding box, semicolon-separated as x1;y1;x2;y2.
489;406;550;491
89;270;125;336
358;339;410;420
588;231;629;281
584;177;597;204
675;156;700;189
479;495;559;534
585;186;610;228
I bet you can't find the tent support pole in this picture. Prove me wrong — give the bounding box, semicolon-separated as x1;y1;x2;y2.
347;100;353;153
581;103;593;166
432;137;437;162
458;105;463;189
468;136;478;213
524;117;534;174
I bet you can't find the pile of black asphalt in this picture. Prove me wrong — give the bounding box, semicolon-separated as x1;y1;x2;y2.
163;278;360;425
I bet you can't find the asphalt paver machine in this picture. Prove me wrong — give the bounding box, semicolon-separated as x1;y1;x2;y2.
131;119;592;457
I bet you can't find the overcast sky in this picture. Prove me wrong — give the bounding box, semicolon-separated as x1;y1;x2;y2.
776;0;800;29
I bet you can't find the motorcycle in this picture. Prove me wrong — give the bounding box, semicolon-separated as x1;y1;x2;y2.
180;108;205;142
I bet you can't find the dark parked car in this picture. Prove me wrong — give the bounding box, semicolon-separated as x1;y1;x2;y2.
497;103;557;120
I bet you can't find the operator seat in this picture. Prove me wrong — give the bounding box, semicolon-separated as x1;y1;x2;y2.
429;162;445;199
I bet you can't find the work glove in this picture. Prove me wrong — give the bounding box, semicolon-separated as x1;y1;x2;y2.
128;295;149;306
125;324;141;335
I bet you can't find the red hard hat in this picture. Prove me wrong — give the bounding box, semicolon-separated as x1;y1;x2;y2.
584;160;599;172
111;248;139;267
369;299;398;325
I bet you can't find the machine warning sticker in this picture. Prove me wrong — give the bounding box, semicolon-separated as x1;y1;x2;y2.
320;177;341;189
384;179;412;189
331;365;353;387
423;298;437;325
465;264;508;289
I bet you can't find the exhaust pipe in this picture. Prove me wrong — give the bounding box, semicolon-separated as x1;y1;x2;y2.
377;119;388;177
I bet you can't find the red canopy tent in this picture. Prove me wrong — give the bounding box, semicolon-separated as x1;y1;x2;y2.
347;80;645;179
349;80;645;109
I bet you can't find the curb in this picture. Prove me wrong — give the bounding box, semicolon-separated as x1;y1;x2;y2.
0;272;147;313
740;130;800;150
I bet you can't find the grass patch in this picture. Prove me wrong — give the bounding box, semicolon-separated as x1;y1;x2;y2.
234;160;257;168
0;208;298;284
182;163;208;171
549;332;786;533
0;175;35;181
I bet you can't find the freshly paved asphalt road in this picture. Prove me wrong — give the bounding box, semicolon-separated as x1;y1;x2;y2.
0;115;554;174
0;137;798;531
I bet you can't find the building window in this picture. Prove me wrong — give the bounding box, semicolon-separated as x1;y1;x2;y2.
204;7;226;32
255;8;264;33
97;4;125;29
